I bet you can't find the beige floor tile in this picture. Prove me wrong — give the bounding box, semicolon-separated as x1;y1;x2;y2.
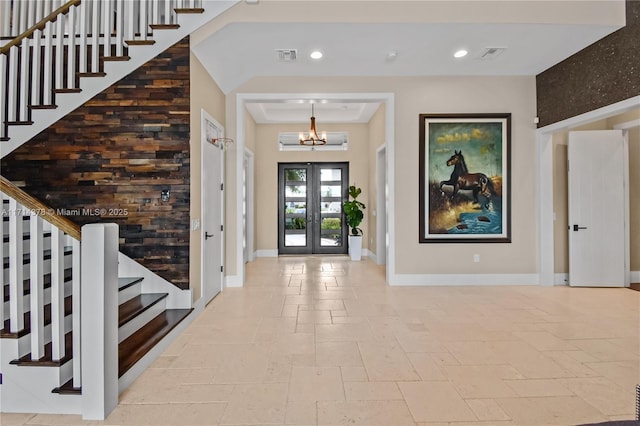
22;414;109;425
504;378;574;397
344;381;403;400
340;366;369;382
219;383;288;425
1;413;35;426
106;403;227;425
315;323;374;342
358;340;420;381
465;398;511;421
561;377;636;416
12;257;640;426
513;331;579;351
315;341;364;367
585;360;640;390
285;400;317;425
317;400;415;425
398;381;477;422
406;352;447;380
288;366;345;402
443;365;518;399
495;396;609;425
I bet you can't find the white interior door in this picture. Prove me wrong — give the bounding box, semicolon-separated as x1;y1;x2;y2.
568;130;625;287
202;113;225;304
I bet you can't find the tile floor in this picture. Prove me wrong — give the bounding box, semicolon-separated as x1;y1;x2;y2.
2;256;639;425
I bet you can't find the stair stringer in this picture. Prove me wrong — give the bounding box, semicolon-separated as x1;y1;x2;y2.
0;0;239;159
0;340;81;415
118;252;191;310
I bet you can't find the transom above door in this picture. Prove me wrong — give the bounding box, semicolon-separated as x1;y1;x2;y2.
278;162;349;255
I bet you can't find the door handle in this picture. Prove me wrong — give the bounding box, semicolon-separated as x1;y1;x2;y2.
205;232;214;240
573;224;588;232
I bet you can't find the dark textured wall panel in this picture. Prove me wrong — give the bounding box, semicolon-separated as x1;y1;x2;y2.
536;0;639;127
1;37;191;289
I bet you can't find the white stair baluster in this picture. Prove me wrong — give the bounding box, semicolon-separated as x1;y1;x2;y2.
29;212;45;360
114;0;123;56
51;226;65;360
72;237;82;387
8;198;24;333
19;38;30;121
126;0;134;43
79;0;88;73
1;0;11;35
55;1;64;89
152;0;159;26
0;195;5;325
102;0;111;59
0;54;7;139
10;0;20;36
139;0;148;41
91;0;100;73
42;19;53;105
67;5;77;89
7;46;18;122
164;0;172;25
30;0;43;107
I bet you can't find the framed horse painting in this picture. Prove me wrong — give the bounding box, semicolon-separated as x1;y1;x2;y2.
419;113;511;243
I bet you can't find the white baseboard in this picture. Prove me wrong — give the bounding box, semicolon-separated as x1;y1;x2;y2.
256;249;278;257
225;275;243;288
389;273;539;286
631;271;640;283
554;273;569;286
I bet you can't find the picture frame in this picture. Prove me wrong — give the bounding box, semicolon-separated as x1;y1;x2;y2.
419;113;511;243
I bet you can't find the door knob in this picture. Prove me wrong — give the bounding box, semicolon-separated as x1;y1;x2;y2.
205;232;214;240
573;224;588;232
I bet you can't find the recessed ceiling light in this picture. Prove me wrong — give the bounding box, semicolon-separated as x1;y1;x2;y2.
310;50;323;60
454;49;468;59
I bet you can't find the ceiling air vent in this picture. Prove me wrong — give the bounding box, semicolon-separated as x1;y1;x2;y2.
477;47;506;60
276;49;297;62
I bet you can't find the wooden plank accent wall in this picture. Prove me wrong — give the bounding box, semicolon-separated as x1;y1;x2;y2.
536;0;639;127
1;37;192;289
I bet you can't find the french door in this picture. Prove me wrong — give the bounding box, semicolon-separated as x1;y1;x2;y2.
278;162;349;255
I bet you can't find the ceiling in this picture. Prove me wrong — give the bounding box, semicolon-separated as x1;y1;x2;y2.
192;1;625;124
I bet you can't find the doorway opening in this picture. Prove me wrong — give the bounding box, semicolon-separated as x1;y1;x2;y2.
278;162;349;255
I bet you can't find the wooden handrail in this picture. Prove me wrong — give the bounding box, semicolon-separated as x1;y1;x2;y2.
0;175;81;240
0;0;81;55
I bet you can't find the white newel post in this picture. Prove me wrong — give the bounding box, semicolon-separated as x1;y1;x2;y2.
81;223;119;420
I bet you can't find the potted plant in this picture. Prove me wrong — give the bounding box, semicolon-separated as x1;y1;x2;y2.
343;185;366;260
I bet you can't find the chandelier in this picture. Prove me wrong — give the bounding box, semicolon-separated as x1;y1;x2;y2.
299;104;327;146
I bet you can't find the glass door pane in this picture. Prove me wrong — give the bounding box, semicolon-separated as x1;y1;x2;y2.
318;168;343;247
278;162;348;255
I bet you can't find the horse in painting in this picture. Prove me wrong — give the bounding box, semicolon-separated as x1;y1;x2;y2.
439;150;496;207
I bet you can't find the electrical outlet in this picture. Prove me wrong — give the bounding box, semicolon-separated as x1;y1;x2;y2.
473;254;480;263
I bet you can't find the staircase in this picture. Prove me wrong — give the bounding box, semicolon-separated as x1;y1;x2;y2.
0;0;237;158
0;0;236;419
0;181;193;417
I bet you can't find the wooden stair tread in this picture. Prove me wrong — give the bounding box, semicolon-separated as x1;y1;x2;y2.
118;277;144;291
52;378;81;395
149;24;180;30
77;72;107;77
53;88;82;94
174;8;204;14
119;293;168;327
10;331;72;366
118;309;191;377
102;56;131;62
125;40;155;46
29;104;57;110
